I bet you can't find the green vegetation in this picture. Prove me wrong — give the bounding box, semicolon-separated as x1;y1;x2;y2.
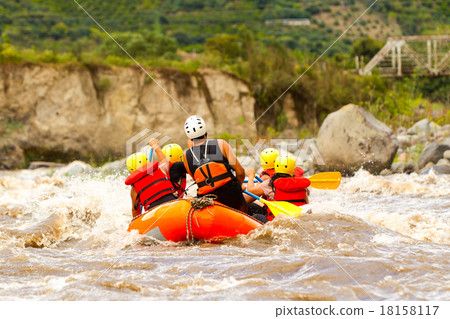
0;0;448;137
1;119;24;138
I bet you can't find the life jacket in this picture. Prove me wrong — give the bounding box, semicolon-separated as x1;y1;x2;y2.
185;140;234;195
124;161;176;211
273;176;311;207
294;167;304;177
167;162;187;198
260;168;275;179
261;167;304;178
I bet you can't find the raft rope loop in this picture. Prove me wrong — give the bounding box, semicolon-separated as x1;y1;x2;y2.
186;194;218;241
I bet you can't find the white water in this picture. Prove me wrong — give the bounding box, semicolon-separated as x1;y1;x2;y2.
0;168;449;300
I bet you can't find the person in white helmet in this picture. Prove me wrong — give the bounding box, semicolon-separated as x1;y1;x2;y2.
183;115;248;213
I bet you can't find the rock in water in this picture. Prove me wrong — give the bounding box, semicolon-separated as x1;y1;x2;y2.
417;142;450;169
315;104;398;174
101;159;126;174
444;150;450;161
54;161;92;177
419;165;450;175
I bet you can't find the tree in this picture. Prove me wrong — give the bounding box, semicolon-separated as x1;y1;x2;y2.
350;37;384;61
205;34;242;61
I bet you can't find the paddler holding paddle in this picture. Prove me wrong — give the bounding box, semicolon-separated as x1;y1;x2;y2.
125;139;180;218
246;154;311;222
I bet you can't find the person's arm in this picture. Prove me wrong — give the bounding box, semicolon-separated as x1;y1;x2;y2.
130;187;139;218
219;139;245;185
245;169;264;196
260;174;270;181
149;138;169;175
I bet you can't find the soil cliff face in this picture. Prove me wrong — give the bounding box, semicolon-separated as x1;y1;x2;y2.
0;64;256;168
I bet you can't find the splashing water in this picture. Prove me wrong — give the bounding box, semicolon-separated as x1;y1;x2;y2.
0;168;449;300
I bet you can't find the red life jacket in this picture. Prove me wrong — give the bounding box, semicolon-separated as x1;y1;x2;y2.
260;168;275;179
124;162;175;211
294;166;304;177
273;177;310;207
167;162;187;198
261;167;304;178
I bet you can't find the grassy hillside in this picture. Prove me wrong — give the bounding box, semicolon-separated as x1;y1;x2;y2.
1;0;448;55
0;0;448;136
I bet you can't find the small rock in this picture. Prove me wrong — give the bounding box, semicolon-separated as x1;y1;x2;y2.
101;159;126;174
419;162;436;173
391;162;406;174
396;152;410;163
444;150;450;161
419;165;450;175
407;119;429;135
417;142;450;169
436;158;450;166
54;161;92;177
429;122;442;135
397;134;412;149
379;169;392;176
29;162;66;169
443;137;450;147
404;160;418;174
442;124;450;135
397;127;406;135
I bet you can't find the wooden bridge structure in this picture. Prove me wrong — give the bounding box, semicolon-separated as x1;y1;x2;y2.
358;35;450;77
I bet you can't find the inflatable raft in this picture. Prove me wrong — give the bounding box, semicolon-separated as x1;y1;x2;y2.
128;199;262;242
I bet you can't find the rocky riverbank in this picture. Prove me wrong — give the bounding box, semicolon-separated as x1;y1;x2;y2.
0;63;256;169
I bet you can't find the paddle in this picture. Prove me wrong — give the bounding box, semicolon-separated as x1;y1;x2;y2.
308;172;341;190
244;172;341;190
243;190;306;218
148;147;154;162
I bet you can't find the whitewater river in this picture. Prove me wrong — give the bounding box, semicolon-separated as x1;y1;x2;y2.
0;168;449;300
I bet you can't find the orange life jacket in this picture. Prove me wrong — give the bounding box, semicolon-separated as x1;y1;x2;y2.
125;162;176;211
273;177;310;206
185;140;234;195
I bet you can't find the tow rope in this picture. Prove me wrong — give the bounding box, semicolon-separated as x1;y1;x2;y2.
186;194;217;241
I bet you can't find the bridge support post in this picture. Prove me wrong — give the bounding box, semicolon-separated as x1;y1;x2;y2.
427;40;432;69
397;44;402;76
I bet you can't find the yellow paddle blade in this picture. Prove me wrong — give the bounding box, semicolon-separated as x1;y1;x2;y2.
258;197;305;218
308;172;342;190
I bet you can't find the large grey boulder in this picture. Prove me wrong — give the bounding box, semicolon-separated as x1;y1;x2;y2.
315;104;398;174
417;142;450;169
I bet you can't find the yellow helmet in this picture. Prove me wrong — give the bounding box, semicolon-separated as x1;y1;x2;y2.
162;144;183;163
274;154;296;176
260;148;279;170
126;152;148;173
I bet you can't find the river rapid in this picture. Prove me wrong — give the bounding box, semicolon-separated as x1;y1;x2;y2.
0;168;449;301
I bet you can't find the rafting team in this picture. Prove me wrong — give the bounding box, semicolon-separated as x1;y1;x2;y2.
125;116;310;224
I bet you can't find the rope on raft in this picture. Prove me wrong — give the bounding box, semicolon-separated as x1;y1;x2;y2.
186;194;218;241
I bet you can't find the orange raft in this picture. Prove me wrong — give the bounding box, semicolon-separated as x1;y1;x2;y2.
128;199;262;242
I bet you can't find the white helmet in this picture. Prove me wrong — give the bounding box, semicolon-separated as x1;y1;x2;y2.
184;115;207;139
